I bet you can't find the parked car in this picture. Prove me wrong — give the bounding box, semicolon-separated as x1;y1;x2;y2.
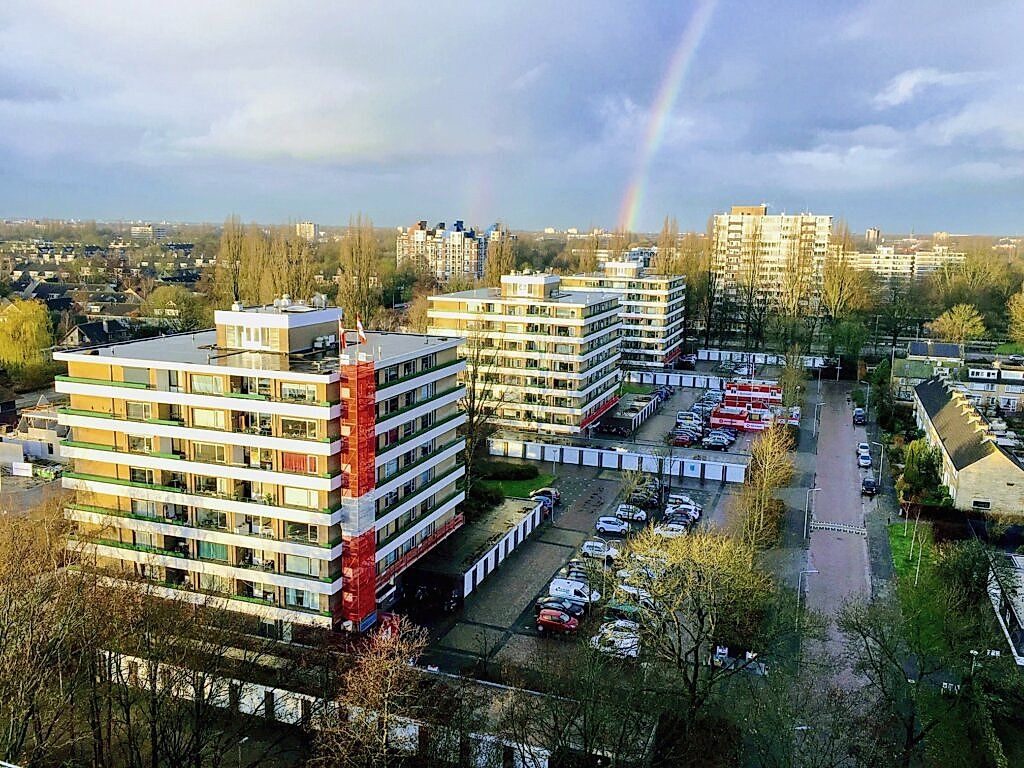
531;486;561;505
853;407;867;425
615;584;656;611
581;537;621;559
672;435;697;447
534;596;585;617
550;578;601;604
733;364;755;376
558;565;591;584
667;493;699;507
536;608;579;635
590;620;641;658
702;435;730;450
857;453;872;468
666;504;700;521
595;516;630;536
707;430;736;444
615;504;647;522
652;523;689;538
856;442;870;456
861;476;878;497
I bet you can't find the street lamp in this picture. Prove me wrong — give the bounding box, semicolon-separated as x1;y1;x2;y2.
804;487;821;539
812;401;825;437
872;440;885;483
796;568;819;631
238;736;249;768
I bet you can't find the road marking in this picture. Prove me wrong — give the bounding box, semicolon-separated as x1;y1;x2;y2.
810;520;867;536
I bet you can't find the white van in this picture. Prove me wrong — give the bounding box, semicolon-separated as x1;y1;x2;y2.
550;578;601;605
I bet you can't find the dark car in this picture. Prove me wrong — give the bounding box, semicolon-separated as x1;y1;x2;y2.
853;407;866;425
861;476;878;497
535;596;585;617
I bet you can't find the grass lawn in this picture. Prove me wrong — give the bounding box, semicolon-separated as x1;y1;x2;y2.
995;342;1024;354
620;382;654;396
888;521;935;581
486;473;555;499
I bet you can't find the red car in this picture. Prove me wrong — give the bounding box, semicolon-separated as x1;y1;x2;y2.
672;435;696;447
536;608;579;635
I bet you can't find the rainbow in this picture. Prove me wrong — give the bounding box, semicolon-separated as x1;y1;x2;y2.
617;0;717;232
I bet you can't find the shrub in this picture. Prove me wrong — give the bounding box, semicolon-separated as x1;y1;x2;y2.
475;460;539;481
462;482;504;522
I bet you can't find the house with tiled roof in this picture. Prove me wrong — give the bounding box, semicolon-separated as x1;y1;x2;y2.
913;377;1024;515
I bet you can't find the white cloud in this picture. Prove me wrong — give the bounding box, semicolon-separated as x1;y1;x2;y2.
873;68;988;108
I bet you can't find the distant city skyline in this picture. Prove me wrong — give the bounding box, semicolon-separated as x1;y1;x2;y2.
2;1;1022;233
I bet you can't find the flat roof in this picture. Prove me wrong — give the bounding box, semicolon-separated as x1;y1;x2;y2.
413;498;539;576
431;286;618;306
54;328;462;377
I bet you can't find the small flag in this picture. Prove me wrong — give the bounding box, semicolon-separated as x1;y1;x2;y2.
338;320;346;352
356;315;367;345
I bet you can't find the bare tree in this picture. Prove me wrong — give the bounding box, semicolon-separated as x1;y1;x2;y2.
337;214;383;326
727;425;795;549
577;233;599;273
459;333;514;495
311;618;428;768
211;215;244;308
483;224;516;286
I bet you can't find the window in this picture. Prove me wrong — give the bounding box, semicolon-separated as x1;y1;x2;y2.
132;499;157;518
196;509;228;529
122;367;150;386
192;408;225;430
193;442;226;463
281;418;317;439
134;531;155;548
198;541;228;561
284;554;321;577
199;573;230;593
129;467;153;485
281;383;316;402
284;587;317;609
191;374;224;395
281;452;317;474
126;401;151;421
283;486;318;509
127;435;152;454
286;522;320;543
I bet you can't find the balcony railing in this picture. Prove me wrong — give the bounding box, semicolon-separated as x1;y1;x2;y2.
375;513;464;586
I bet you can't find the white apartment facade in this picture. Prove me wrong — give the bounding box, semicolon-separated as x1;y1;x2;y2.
397;220;513;282
295;221;320;241
561;261;686;369
852;245;966;281
55;303;466;636
427;273;622;435
711;205;832;309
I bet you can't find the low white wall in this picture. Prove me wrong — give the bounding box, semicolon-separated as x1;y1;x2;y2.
463;502;544;598
489;439;746;484
697;348;826;368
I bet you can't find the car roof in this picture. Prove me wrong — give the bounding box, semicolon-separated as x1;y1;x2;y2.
597;516;622;523
539;608;569;619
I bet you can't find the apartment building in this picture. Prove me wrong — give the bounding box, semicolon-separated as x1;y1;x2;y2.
959;360;1024;413
561;260;685;369
396;220;514;282
427;272;622;435
55;302;466;636
295;221;319;241
852;245;965;281
711;205;832;309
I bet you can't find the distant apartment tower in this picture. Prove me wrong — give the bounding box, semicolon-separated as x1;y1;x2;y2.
561;261;685;369
852;245;966;281
397;220;510;282
865;227;881;246
130;224;168;242
427;272;622;434
56;302;466;635
296;221;319;241
711;205;832;309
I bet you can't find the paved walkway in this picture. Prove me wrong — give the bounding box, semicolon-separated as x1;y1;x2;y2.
804;382;872;681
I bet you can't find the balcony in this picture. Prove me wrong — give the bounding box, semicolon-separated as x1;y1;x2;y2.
376;513;464;586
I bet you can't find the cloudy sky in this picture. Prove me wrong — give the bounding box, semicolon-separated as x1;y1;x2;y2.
2;0;1022;233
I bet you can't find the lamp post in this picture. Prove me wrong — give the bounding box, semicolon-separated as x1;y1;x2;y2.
872;440;885;484
804;487;821;539
812;401;824;437
238;736;249;768
796;568;819;631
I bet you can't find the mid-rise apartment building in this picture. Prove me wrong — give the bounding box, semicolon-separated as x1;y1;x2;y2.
852;245;965;281
295;221;319;241
711;205;832;309
55;302;466;636
561;261;685;369
427;273;622;434
396;220;514;282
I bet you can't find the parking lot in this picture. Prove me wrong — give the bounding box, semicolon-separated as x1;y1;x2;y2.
422;461;740;673
630;386;755;458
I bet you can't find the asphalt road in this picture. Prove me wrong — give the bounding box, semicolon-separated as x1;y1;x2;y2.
804;381;872;682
